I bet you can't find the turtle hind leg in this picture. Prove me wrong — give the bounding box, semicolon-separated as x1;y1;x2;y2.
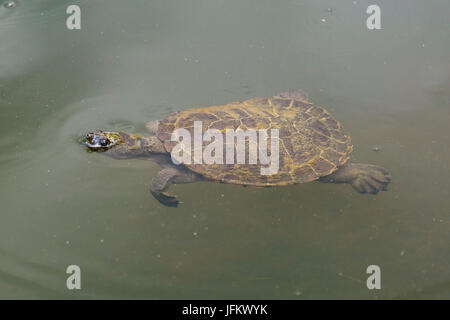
150;166;201;207
319;163;391;194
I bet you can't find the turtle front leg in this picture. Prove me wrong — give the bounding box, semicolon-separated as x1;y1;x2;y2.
319;163;391;194
150;166;201;207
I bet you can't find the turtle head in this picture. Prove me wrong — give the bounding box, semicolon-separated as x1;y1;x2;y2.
83;130;166;158
83;131;135;158
84;131;122;149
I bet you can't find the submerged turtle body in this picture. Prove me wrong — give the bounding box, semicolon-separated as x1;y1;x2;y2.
156;94;352;186
85;89;391;207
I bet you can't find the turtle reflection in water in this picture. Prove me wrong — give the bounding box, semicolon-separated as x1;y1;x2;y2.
84;90;391;207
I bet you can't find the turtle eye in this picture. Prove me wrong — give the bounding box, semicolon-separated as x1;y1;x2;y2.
99;138;109;147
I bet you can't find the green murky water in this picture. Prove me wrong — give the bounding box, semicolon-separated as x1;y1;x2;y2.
1;0;449;299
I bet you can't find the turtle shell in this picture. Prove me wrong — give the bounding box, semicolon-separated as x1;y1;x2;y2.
156;95;352;186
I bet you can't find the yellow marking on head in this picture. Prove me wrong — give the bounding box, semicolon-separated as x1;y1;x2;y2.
105;132;122;142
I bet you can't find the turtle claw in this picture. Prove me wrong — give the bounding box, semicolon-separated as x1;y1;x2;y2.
350;165;391;194
151;191;179;207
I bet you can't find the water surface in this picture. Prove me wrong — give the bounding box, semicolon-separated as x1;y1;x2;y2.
0;0;449;299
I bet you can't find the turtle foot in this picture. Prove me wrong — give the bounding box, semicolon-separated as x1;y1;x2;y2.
151;191;179;207
348;164;391;194
320;163;391;194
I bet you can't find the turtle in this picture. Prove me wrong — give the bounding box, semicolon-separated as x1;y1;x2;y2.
83;89;391;207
